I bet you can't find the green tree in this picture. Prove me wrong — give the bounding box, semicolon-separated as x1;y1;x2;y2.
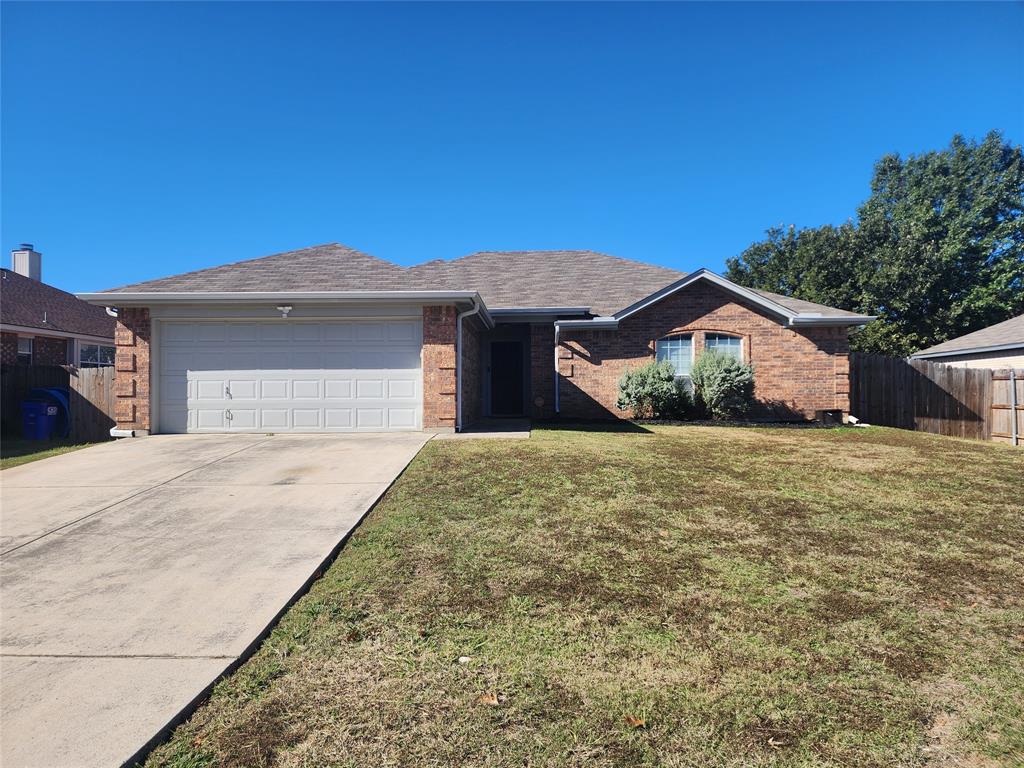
726;131;1024;355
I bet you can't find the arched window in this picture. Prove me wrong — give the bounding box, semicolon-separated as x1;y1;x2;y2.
655;334;693;380
705;333;743;361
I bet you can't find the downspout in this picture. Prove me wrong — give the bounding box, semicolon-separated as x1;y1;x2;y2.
553;323;560;414
456;298;483;432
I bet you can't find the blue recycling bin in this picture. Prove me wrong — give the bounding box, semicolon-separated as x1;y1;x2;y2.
21;400;56;440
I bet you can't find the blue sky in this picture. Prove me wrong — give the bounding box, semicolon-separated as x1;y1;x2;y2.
2;2;1021;292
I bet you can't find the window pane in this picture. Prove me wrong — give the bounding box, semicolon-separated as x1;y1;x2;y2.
656;335;692;376
99;346;116;366
16;337;32;364
706;334;742;361
80;344;98;365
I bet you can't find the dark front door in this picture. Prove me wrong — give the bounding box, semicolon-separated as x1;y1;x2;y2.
490;341;524;416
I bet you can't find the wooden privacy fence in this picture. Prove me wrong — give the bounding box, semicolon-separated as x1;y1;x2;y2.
0;364;115;443
849;353;1022;446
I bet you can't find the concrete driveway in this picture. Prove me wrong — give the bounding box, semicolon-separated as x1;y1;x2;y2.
0;432;430;768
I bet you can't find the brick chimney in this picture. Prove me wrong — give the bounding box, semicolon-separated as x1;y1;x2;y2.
11;243;42;281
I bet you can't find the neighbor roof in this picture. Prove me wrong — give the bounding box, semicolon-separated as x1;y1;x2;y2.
1;268;115;338
92;242;865;320
912;314;1024;358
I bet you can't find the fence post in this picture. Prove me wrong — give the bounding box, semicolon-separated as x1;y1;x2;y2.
1012;369;1019;447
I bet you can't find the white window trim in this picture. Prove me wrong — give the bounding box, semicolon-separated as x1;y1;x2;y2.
703;332;744;362
16;336;33;365
656;334;695;381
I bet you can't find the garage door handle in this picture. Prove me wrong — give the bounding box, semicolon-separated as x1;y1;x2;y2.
225;409;233;421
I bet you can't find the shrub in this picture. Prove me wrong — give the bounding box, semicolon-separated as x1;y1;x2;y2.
616;360;692;419
691;349;755;419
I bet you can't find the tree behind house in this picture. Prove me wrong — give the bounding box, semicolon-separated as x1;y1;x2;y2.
726;131;1024;356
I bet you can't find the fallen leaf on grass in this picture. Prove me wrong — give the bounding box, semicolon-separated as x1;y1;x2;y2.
624;714;646;728
767;736;787;748
476;692;500;706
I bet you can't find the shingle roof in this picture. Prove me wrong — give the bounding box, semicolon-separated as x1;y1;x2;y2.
96;242;862;319
748;288;868;320
913;314;1024;357
1;269;115;338
408;250;685;316
104;243;409;293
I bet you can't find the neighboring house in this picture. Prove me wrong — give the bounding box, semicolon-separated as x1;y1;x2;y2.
910;315;1024;369
78;243;874;436
1;245;116;368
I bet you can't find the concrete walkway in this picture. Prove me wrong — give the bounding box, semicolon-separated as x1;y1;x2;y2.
0;432;430;768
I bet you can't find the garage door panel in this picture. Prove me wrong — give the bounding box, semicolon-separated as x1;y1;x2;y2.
227;379;258;400
261;380;290;399
355;323;386;342
382;349;420;368
160;320;422;433
292;380;321;399
291;350;321;369
260;325;290;342
227;324;260;342
387;321;418;342
356;409;384;428
323;325;353;341
293;324;321;342
292;409;321;428
196;409;225;429
196;325;227;342
228;409;258;429
388;408;417;428
196;380;226;400
356;380;384;399
325;409;353;428
324;380;353;399
388;380;417;399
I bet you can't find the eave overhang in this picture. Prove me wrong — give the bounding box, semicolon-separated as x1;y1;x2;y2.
910;342;1024;360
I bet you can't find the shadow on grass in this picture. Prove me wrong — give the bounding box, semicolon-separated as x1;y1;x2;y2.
534;419;655;434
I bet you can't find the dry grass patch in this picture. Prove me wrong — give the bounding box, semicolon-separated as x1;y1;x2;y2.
145;425;1023;768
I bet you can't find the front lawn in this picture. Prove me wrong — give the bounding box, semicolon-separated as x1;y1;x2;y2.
147;425;1023;768
0;437;101;470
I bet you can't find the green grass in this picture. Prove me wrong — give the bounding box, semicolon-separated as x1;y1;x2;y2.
0;437;101;469
145;425;1024;768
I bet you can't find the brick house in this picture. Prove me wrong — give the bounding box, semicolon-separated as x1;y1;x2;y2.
78;243;873;436
1;245;116;368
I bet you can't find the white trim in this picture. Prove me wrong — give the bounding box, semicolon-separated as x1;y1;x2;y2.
910;342;1024;360
78;290;484;304
555;316;619;330
0;323;114;344
490;307;591;315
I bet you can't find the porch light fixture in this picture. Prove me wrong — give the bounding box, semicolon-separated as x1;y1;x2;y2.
276;305;293;318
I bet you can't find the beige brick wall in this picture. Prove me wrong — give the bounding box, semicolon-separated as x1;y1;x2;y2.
557;282;850;420
114;308;151;431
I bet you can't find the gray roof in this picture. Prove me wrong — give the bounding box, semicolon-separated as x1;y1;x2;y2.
1;268;115;338
913;314;1024;357
98;242;862;319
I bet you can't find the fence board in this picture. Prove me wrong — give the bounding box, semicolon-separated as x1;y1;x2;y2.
849;354;1014;445
1;364;115;442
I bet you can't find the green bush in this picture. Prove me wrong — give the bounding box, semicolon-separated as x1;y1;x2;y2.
691;349;755;419
616;360;692;419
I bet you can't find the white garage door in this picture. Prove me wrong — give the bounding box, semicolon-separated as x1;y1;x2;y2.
158;319;422;433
